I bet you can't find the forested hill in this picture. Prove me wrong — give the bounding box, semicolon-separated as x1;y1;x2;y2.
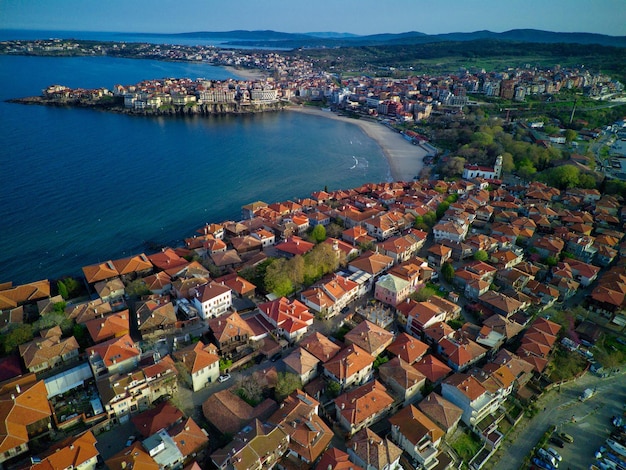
162;28;626;49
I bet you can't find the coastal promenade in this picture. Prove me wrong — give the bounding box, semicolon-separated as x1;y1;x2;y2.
288;106;429;182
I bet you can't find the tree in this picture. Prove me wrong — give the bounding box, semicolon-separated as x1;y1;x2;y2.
236;375;265;406
564;129;578;142
125;279;151;298
501;152;515;174
57;280;69;300
3;324;33;354
411;286;436;302
265;258;294;297
310;224;327;243
275;372;302;401
473;250;489;262
326;380;341;398
436;201;450;219
441;262;455;283
441;156;466;177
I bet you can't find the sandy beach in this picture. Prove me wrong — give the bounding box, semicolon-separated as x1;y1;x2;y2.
287;106;432;182
223;65;269;81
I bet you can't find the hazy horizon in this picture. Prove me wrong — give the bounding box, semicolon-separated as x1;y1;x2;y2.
2;0;625;37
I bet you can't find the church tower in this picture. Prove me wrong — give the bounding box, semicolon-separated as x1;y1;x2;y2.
494;155;503;179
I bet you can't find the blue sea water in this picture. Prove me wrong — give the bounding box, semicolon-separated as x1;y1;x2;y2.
0;54;390;285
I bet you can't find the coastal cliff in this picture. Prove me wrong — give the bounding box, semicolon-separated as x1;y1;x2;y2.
7;95;286;116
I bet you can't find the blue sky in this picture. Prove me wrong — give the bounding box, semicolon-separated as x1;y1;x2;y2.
2;0;625;36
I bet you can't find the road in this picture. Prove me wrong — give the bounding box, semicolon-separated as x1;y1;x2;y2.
487;369;626;470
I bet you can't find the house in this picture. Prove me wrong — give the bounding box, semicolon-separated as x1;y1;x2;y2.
406;301;448;337
413;355;452;385
208;312;255;357
334;380;394;435
96;356;178;422
94;277;125;303
210;419;289;470
389;404;444;470
202;389;278;435
323;344;375;390
267;390;333;467
378;235;415;264
418;392;463;436
136;297;177;337
148;248;188;272
85;310;130;344
441;373;501;427
347;428;402;470
374;273;412;307
19;326;80;374
344;320;395;357
386;332;429;364
0;375;53;465
300;332;341;363
432;219;469;243
534;236;565;259
342;225;375;246
86;334;140;376
173;341;220;391
275;236;315;257
190;282;232;319
132;401;184;438
317;448;365;470
106;442;159;470
378;357;427;405
82;260;119;285
258;297;314;343
213;273;256;298
438;333;488;372
348;251;394;282
28;431;99;470
478;291;524;319
111;253;153;279
283;347;320;385
66;299;113;325
427;244;452;269
301;274;359;318
169;418;210;465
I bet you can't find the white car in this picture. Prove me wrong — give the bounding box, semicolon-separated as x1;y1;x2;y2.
218;374;231;383
547;447;562;462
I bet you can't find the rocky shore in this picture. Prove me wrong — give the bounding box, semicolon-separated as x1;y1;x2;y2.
7;95;286;116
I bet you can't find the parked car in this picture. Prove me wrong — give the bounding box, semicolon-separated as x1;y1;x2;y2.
532;457;556;470
549;436;565;448
537;448;558;467
270;353;282;362
152;393;172;405
559;432;574;443
546;447;562;462
125;435;136;447
218;374;231;383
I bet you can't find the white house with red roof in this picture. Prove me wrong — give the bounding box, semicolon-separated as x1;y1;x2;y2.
190;282;232;319
462;155;502;180
86;334;140;376
258;297;314;342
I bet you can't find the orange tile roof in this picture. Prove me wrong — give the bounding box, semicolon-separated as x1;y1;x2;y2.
173;341;219;375
348;428;402;469
386;332;429;363
209;311;255;344
444;373;486;401
32;431;99;470
335;380;394;428
82;261;119;284
344;320;394;356
300;332;341;362
0;280;51;310
85;310;130;343
324;345;375;381
317;447;365;470
389;404;444;445
131;401;184;438
413;354;452;383
169;417;209;459
111;253;152;275
418;392;463;431
106;442;159;470
86;334;139;368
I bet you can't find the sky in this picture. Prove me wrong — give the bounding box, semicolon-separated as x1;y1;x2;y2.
1;0;625;37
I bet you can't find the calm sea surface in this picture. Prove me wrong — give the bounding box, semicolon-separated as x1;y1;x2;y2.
0;53;390;284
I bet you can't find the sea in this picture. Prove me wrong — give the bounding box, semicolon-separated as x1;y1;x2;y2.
0;30;391;285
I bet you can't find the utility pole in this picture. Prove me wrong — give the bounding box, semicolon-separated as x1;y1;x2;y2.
569;97;578;125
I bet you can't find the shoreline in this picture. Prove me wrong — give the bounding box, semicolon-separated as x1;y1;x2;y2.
287;106;430;182
222;65;269;81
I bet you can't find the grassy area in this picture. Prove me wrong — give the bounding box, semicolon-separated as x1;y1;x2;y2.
451;430;483;464
546;348;588;382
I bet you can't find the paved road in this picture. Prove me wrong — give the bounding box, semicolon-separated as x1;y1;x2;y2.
488;370;626;470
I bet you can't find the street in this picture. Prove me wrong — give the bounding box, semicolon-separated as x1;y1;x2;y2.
488;370;626;470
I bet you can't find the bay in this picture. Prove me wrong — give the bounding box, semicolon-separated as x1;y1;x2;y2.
0;54;390;285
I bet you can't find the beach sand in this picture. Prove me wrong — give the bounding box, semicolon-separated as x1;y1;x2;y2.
288;106;430;182
224;66;269;81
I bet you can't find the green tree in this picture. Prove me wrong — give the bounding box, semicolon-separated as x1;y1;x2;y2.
564;129;578;142
411;286;436;302
265;259;294;297
326;380;341;398
310;224;327;243
543;165;580;189
436;201;450;219
501;152;515;174
545;256;558;267
441;262;455;283
473;250;489;262
125;279;151;298
423;212;437;227
275;372;302;401
4;324;34;354
57;280;69;300
72;324;90;349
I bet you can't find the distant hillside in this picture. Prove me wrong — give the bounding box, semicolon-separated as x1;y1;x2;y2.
170;28;626;49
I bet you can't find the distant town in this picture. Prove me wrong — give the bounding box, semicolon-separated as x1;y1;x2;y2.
2;36;626;470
